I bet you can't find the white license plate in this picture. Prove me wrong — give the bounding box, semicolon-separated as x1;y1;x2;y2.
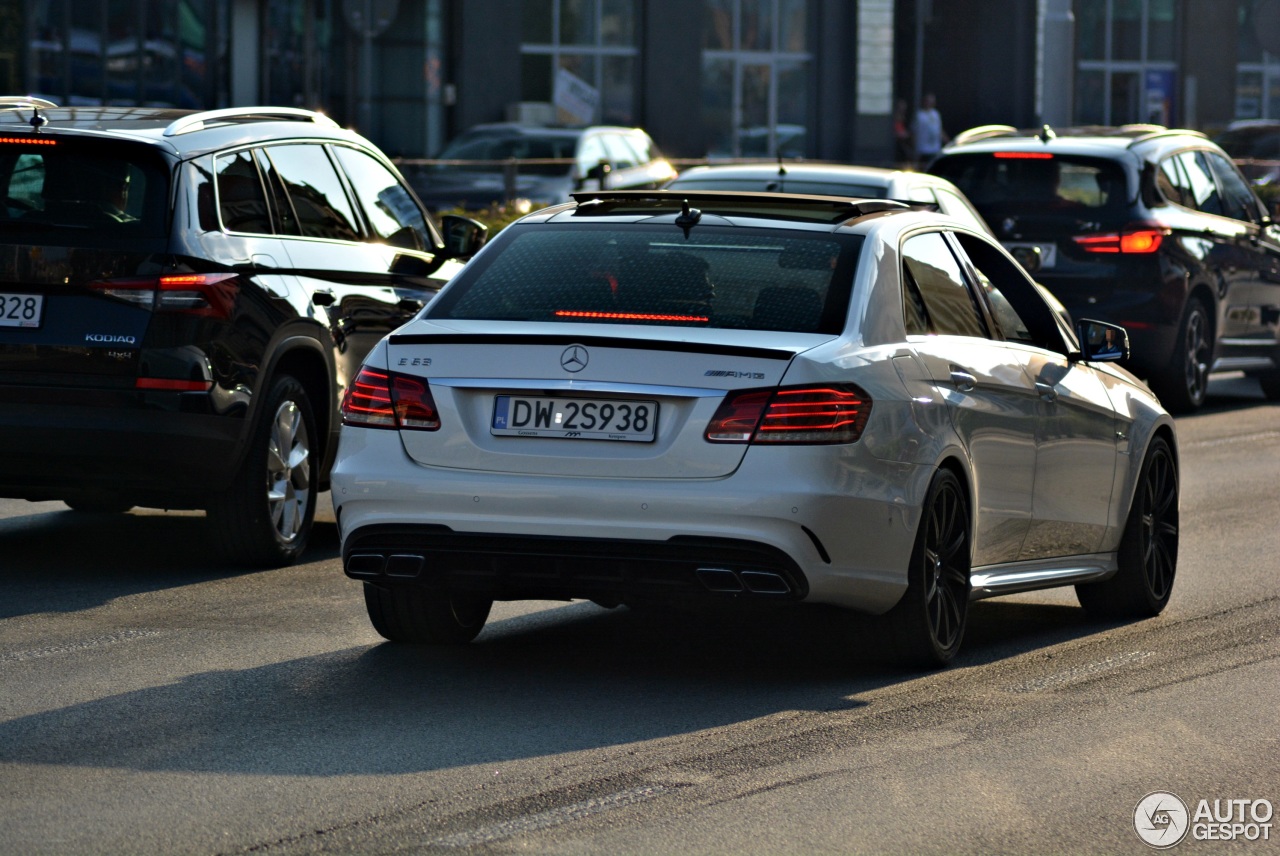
1003;241;1057;271
0;292;43;328
491;395;658;442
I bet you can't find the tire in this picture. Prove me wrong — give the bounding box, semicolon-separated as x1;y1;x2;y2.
1152;299;1212;413
1258;371;1280;401
882;469;971;668
363;582;492;644
1076;436;1178;619
207;375;317;568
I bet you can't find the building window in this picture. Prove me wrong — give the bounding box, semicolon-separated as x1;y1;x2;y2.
520;0;638;125
1236;0;1280;119
25;0;229;109
1074;0;1177;125
701;0;810;158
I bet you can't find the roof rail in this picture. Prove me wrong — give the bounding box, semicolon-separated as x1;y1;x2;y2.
0;96;58;111
164;106;339;137
1129;127;1208;146
948;124;1019;147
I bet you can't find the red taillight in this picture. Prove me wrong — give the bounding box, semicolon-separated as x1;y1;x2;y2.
135;378;211;391
706;385;872;445
341;367;440;431
0;136;56;146
993;151;1054;159
88;273;240;319
1073;226;1165;254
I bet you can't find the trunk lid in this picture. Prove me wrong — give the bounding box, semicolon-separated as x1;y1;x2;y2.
385;319;831;478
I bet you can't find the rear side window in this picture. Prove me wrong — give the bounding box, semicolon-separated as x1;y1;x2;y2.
215;150;271;234
901;231;988;338
0;140;167;236
262;144;361;241
428;226;860;334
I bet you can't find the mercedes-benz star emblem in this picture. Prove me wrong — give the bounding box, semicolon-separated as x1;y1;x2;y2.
560;344;589;373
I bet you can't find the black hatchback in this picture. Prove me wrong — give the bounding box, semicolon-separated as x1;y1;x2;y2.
929;125;1280;411
0;98;485;565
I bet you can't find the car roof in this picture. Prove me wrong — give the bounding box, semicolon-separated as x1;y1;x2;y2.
671;162;923;185
0;100;374;160
940;123;1211;162
514;189;961;236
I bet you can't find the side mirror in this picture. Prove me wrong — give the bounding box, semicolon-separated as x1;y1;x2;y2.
439;214;488;259
1076;318;1129;362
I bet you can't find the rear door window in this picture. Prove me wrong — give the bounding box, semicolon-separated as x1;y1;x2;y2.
214;150;272;234
262;144;361;242
901;231;989;338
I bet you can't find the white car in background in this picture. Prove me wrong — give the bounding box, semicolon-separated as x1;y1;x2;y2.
332;190;1179;668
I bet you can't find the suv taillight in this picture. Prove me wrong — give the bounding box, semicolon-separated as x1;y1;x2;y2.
88;273;240;318
342;367;441;431
1073;224;1167;254
706;384;872;444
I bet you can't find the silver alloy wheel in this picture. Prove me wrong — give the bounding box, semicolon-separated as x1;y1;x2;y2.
266;399;311;544
1182;303;1211;406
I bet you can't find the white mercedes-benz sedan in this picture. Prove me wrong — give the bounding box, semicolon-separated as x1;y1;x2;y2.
331;190;1179;668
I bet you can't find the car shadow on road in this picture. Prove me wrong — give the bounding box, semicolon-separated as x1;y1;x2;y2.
0;591;1141;778
0;507;342;619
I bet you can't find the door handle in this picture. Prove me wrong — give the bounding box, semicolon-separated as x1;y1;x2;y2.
949;368;977;392
1035;381;1058;402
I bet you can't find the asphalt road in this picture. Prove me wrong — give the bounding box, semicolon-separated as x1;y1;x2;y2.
1;374;1277;855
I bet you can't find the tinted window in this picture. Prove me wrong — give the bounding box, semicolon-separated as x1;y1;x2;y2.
1204;151;1261;223
931;154;1129;219
215;150;271;234
429;226;860;334
953;232;1069;353
0;140;167;236
1174;151;1222;216
331;146;432;251
264;144;361;241
901;231;988;338
1157;156;1191;207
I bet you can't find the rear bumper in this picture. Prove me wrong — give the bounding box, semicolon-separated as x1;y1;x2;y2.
0;391;245;506
331;425;930;614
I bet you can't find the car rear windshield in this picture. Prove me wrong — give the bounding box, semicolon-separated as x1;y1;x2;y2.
427;225;862;335
0;139;168;237
931;153;1129;220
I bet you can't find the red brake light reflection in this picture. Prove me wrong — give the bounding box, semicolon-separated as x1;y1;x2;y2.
0;136;56;146
554;310;710;323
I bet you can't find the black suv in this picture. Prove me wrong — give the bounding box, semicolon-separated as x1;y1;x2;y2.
0;98;485;565
929;124;1280;411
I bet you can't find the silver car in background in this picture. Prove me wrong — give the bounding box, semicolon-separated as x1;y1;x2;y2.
332;191;1179;668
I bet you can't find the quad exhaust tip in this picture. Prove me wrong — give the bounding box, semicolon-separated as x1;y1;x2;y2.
696;567;791;595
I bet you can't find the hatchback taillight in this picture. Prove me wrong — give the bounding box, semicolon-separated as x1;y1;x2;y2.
706;384;872;444
342;367;441;431
1073;224;1166;255
88;273;240;318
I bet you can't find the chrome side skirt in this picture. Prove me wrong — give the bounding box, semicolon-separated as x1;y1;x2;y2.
969;553;1118;600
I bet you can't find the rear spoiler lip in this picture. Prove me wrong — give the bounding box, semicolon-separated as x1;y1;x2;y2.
386;332;811;362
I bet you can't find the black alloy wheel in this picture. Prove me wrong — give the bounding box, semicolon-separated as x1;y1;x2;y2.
363;582;493;644
1077;436;1178;618
1156;300;1212;413
884;469;971;668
